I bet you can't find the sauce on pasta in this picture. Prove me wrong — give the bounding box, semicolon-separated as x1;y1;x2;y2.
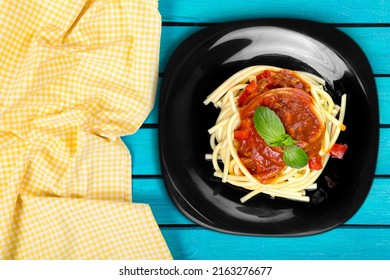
203;65;347;203
235;86;326;183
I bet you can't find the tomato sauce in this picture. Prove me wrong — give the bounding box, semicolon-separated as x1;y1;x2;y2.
234;70;325;183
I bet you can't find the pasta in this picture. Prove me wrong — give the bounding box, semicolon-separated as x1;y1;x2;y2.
204;65;347;203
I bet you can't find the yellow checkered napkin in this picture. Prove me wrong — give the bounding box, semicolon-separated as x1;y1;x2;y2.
0;0;172;259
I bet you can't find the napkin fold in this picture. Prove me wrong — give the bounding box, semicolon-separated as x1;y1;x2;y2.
0;0;171;259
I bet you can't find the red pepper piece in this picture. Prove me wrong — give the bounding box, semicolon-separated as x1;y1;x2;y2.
237;90;250;107
237;80;257;107
246;80;258;93
329;143;348;159
234;130;250;140
256;70;276;89
256;70;272;80
309;155;323;170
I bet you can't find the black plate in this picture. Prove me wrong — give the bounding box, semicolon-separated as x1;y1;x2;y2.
158;19;379;236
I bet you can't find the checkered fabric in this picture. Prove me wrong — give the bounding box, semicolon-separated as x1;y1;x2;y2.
0;0;171;259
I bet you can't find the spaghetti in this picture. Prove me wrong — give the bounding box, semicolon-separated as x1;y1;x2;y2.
204;65;347;203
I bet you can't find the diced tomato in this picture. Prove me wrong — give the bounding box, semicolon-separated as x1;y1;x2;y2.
329;143;348;159
309;155;323;170
256;70;275;88
237;80;257;106
256;70;272;80
237;90;250;107
246;80;258;93
234;119;252;140
234;129;249;140
240;118;252;127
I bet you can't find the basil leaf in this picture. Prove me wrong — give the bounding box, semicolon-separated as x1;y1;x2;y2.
253;106;286;146
282;145;309;169
252;105;309;169
281;134;294;146
268;134;292;147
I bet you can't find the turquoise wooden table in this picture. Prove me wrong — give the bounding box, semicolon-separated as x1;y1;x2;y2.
123;0;390;260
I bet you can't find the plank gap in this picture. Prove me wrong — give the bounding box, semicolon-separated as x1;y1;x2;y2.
140;123;158;129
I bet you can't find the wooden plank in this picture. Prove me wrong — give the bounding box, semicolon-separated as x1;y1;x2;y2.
347;178;390;225
159;26;390;74
122;128;161;175
377;129;390;175
377;77;390;125
133;178;192;225
133;178;390;226
144;79;160;124
161;226;390;260
339;27;390;75
121;128;390;175
159;0;390;24
159;26;204;73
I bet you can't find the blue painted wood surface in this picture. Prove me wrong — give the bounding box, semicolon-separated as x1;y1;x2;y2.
161;227;390;260
123;0;390;259
159;0;390;24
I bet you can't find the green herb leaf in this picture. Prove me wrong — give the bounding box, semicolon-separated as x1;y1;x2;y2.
267;134;291;147
253;106;286;146
282;145;309;169
280;134;295;146
252;105;309;168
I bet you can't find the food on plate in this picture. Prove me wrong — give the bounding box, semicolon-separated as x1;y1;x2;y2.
204;65;347;202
